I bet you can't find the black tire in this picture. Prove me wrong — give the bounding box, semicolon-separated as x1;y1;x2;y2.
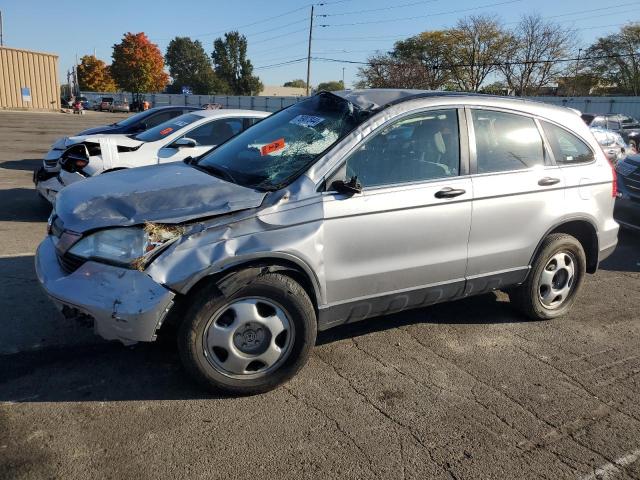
178;272;317;395
510;233;586;320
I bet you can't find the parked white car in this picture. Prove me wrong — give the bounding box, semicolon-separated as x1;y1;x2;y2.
35;109;270;203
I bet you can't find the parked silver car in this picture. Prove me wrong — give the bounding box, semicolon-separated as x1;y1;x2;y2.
35;90;619;394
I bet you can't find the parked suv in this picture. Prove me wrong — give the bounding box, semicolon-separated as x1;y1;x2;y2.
35;90;618;395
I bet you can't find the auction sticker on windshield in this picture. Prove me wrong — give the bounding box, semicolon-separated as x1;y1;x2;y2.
261;138;286;156
160;127;173;136
289;115;324;128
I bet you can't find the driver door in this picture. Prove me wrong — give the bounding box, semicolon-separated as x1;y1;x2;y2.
157;118;243;163
320;108;473;326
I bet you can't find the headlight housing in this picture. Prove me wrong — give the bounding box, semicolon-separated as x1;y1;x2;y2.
68;224;183;269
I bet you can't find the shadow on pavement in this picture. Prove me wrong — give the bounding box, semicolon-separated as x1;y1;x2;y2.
2;228;637;404
599;228;640;273
0;158;41;171
0;187;51;222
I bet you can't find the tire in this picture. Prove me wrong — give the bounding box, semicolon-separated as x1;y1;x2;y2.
178;272;317;395
510;233;586;320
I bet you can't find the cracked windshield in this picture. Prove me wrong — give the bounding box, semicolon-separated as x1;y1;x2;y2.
197;93;365;190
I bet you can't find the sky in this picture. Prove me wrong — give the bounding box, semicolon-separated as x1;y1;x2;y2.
0;0;634;89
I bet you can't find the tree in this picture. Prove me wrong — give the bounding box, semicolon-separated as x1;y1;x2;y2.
357;31;451;89
283;79;307;88
111;32;169;94
316;80;344;91
212;31;263;95
165;37;226;94
585;23;640;95
77;55;117;92
500;14;574;96
445;15;513;92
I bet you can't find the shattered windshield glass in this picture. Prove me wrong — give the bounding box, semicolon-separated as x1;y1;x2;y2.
197;93;366;190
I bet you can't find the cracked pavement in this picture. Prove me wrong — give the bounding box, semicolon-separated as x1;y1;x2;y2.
1;111;639;479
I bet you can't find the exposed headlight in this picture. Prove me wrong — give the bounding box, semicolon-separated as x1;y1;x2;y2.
68;224;183;269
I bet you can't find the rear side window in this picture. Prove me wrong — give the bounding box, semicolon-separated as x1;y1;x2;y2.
541;121;594;165
471;110;544;173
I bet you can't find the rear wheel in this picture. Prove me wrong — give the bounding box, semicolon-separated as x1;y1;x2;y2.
178;272;316;395
510;233;586;320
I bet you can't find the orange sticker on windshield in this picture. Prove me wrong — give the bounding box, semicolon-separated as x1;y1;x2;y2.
261;138;285;156
160;127;173;135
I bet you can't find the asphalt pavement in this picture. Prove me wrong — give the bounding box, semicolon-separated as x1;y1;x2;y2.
1;110;639;480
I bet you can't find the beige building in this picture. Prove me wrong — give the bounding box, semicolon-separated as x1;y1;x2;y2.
259;85;306;97
0;46;60;111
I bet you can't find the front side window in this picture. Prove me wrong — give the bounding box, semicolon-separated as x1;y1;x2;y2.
541;121;594;164
186;118;243;146
134;113;202;142
590;117;606;128
471;110;544;173
607;119;621;130
344;109;460;188
197;93;366;190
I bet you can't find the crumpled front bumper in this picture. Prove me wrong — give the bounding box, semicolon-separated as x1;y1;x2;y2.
35;235;175;345
34;173;64;203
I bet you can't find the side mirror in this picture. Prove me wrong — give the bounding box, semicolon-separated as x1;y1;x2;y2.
172;137;197;149
330;176;362;196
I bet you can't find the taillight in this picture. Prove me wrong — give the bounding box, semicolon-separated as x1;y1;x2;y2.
609;160;618;198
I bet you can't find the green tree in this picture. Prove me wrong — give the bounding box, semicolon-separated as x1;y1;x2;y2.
585;23;640;95
212;31;263;95
446;15;514;92
77;55;117;92
283;79;307;88
316;80;344;92
165;37;227;94
111;32;169;94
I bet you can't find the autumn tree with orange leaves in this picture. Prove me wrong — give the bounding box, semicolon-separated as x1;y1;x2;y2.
111;32;169;94
77;55;117;92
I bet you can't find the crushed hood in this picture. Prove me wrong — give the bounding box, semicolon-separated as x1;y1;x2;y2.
55;162;267;232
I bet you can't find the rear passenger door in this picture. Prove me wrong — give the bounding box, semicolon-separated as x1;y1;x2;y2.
465;108;566;293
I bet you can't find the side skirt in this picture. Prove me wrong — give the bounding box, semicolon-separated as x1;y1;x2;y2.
317;267;530;331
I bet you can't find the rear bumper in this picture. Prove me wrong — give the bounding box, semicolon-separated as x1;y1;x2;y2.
597;216;619;263
35;236;175;345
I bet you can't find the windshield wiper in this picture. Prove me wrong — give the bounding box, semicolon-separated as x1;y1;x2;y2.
191;163;236;183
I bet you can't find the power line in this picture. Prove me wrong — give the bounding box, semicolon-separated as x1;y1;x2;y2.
254;57;308;70
319;0;524;27
316;0;439;17
311;51;640;69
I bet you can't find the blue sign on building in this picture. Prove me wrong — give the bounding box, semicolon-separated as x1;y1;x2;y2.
181;86;192;95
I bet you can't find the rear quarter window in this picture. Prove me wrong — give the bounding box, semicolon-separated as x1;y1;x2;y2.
541;121;594;165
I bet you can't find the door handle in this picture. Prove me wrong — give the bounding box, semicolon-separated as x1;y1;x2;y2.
435;187;466;199
538;177;561;186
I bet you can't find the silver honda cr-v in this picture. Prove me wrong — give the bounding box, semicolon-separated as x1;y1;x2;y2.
36;90;619;394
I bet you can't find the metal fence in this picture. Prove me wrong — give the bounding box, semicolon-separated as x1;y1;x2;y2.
81;91;640;117
523;96;640;117
80;91;305;112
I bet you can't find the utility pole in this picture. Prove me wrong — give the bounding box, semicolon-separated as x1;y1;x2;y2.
572;48;582;97
305;5;314;96
342;67;345;88
0;10;4;47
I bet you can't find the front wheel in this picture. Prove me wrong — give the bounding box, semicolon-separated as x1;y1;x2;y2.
178;272;317;395
510;233;586;320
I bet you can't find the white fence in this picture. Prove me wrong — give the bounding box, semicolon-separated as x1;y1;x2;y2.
81;91;640;117
80;92;305;112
